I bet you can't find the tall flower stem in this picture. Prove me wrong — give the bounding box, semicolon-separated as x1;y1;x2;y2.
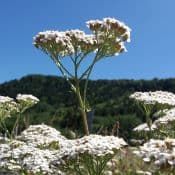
74;54;89;135
52;55;89;135
142;104;153;139
82;51;101;108
0;119;11;138
75;80;89;135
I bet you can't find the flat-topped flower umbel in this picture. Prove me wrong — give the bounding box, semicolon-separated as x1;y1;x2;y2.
0;94;39;138
34;17;131;135
130;91;175;106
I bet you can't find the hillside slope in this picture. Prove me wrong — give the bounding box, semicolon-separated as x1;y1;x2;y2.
1;75;175;138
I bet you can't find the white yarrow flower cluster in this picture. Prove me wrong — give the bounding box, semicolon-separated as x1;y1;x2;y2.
58;135;127;161
34;30;74;57
0;95;18;119
86;17;131;57
133;138;175;167
0;124;127;174
17;124;67;148
130;91;175;106
0;96;14;103
34;29;97;57
34;17;131;59
132;108;175;132
0;94;39;130
15;94;39;113
87;17;131;42
154;108;175;125
131;91;175;132
133;123;157;132
16;94;39;104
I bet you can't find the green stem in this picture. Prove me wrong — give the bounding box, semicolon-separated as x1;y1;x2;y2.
11;113;21;139
52;57;76;91
71;53;89;135
142;104;153;139
52;56;74;78
75;79;89;135
52;54;89;135
0;119;11;138
76;52;89;69
82;53;101;109
85;155;95;175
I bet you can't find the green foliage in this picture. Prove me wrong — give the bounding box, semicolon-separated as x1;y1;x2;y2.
37;141;59;150
59;153;114;175
1;75;175;138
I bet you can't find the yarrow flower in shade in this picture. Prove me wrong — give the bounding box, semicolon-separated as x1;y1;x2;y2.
133;138;175;168
34;17;131;135
130;91;175;106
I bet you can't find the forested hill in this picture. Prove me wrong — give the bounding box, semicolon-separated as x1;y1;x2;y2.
1;75;175;138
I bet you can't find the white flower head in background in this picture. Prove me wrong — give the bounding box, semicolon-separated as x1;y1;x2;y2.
0;95;19;119
58;135;127;162
133;123;157;132
16;94;39;104
133;138;175;168
16;94;39;113
130;91;175;106
154;108;175;125
130;91;175;135
0;96;13;103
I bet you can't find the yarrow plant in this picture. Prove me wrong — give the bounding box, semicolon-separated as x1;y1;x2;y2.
0;94;39;138
0;124;127;175
0;96;19;138
33;17;131;135
130;91;175;139
133;138;175;169
58;135;127;175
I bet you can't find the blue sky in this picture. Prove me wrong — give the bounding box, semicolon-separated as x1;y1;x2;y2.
0;0;175;83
